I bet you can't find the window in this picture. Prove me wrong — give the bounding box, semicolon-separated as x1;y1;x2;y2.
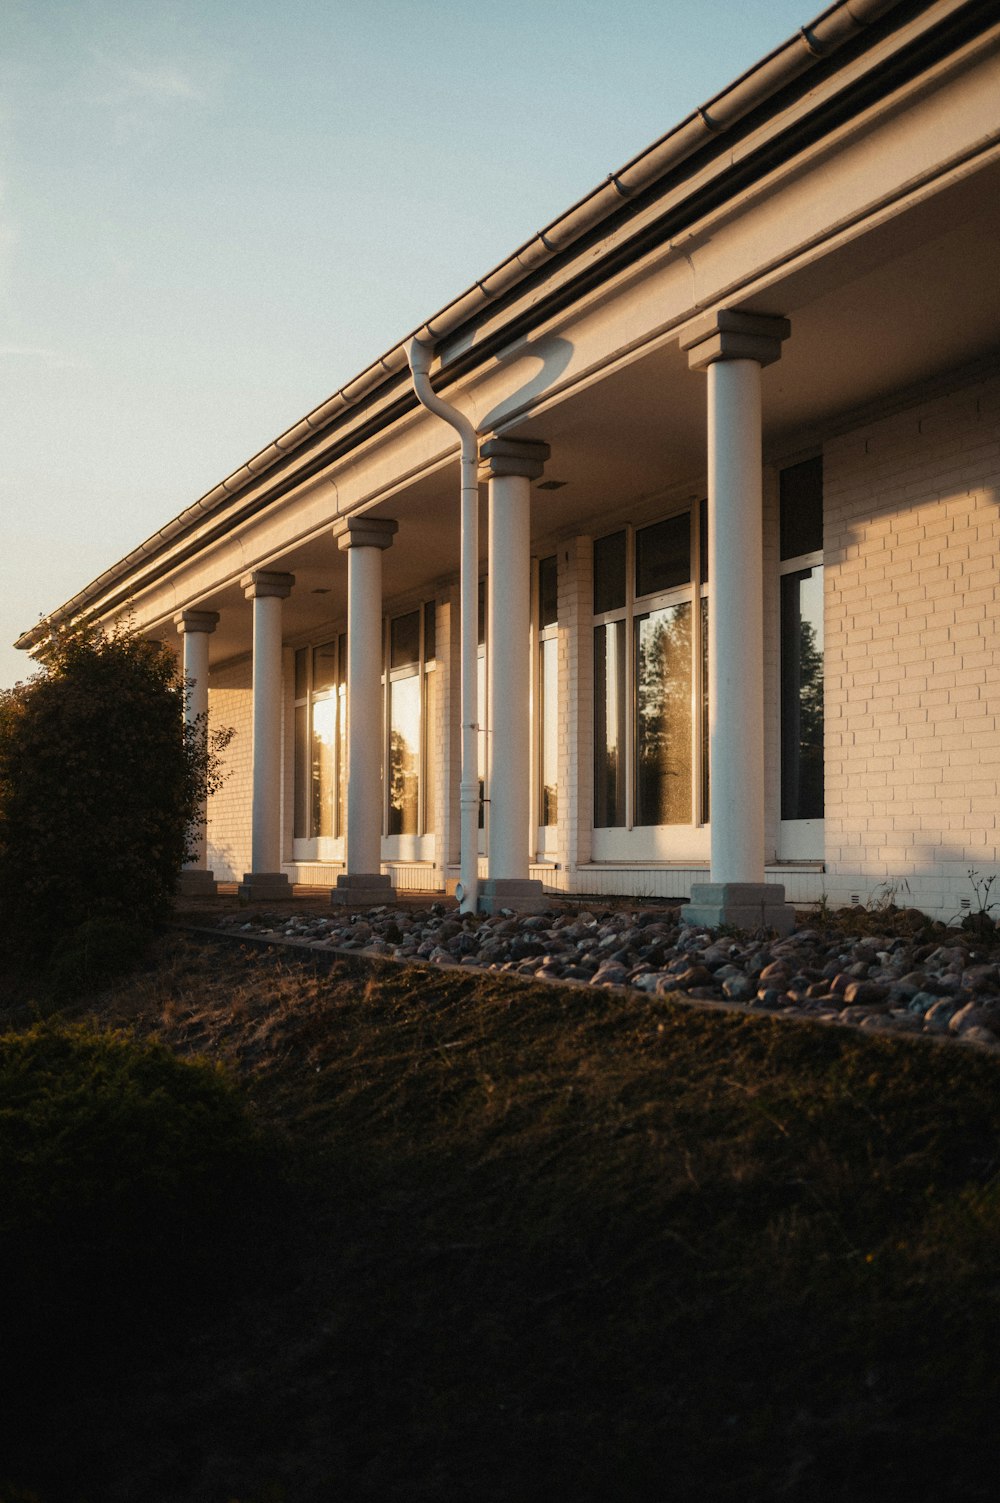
385;601;438;839
593;507;708;832
779;457;824;825
478;578;487;831
293;635;347;841
293;601;437;850
387;611;421;835
538;555;558;829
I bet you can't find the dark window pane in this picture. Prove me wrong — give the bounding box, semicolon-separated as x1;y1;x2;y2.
634;603;692;825
780;567;825;819
594;622;626;827
312;640;338;696
699;497;709;585
424;600;436;661
779;456;823;560
593;531;626;615
636;513;690;597
338;634;347;685
539;555;558;627
294;647;308;700
390;610;420;670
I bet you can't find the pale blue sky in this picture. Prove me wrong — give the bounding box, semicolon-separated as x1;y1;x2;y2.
2;0;813;687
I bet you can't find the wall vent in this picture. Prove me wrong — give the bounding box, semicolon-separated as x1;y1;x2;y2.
960;896;972;911
850;892;861;905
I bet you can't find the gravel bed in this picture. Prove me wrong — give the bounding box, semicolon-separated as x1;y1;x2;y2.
213;903;1000;1050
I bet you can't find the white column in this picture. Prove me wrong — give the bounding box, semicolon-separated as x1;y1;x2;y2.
173;609;219;894
478;437;549;914
709;357;765;882
239;570;294;900
330;515;398;907
681;310;796;934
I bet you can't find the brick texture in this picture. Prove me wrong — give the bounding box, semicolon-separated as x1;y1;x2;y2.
206;656;253;881
823;370;1000;914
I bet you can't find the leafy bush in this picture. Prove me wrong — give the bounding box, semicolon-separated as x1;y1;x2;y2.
0;1021;262;1253
0;622;231;956
0;1019;278;1492
47;916;153;993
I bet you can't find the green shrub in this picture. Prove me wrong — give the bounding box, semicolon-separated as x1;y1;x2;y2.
47;916;153;993
0;1021;259;1249
0;622;232;957
0;1020;278;1490
0;1019;273;1373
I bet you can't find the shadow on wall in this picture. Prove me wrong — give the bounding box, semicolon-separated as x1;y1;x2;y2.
821;846;1000;925
206;840;243;885
479;334;575;433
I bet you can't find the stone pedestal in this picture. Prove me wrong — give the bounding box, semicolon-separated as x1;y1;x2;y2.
682;882;796;935
237;870;293;902
329;872;397;908
177;868;219;897
476;877;548;916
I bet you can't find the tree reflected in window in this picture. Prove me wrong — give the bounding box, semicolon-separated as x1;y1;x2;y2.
635;602;692;825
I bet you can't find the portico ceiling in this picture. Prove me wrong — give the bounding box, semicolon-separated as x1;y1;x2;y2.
201;152;1000;671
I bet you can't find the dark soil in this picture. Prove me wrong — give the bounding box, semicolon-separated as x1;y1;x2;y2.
3;930;1000;1503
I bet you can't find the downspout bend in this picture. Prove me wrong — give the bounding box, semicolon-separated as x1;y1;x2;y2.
408;338;480;915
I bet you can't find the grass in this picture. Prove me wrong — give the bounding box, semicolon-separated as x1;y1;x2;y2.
3;931;1000;1502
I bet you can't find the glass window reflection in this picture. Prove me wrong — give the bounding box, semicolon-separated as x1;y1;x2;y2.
594;621;626;827
388;673;420;835
635;602;692;826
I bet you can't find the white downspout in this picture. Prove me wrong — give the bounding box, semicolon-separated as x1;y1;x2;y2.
408;338;479;914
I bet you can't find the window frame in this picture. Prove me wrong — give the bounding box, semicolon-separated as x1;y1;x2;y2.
777;454;825;860
381;600;438;861
591;507;710;862
292;631;348;862
534;554;560;856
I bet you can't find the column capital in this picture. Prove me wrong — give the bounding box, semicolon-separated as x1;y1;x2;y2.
241;570;294;600
681;309;790;371
333;515;399;552
479;437;550;482
173;609;219;636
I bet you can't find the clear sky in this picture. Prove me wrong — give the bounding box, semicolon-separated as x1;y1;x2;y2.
2;0;815;689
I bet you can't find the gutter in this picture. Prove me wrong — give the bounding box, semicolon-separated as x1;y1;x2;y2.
408;339;480;915
17;0;905;654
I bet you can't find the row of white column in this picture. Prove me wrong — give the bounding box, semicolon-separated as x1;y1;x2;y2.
176;306;796;930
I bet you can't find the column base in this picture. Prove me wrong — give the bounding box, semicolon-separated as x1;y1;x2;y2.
329;873;397;908
681;882;796;936
237;871;293;902
176;868;218;897
477;878;548;916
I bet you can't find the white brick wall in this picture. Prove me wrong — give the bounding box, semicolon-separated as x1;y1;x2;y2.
823;368;1000;916
206;656;253;881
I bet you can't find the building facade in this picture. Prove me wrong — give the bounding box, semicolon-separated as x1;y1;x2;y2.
18;0;1000;920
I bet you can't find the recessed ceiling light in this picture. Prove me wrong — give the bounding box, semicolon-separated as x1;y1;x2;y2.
312;587;331;594
537;479;567;491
